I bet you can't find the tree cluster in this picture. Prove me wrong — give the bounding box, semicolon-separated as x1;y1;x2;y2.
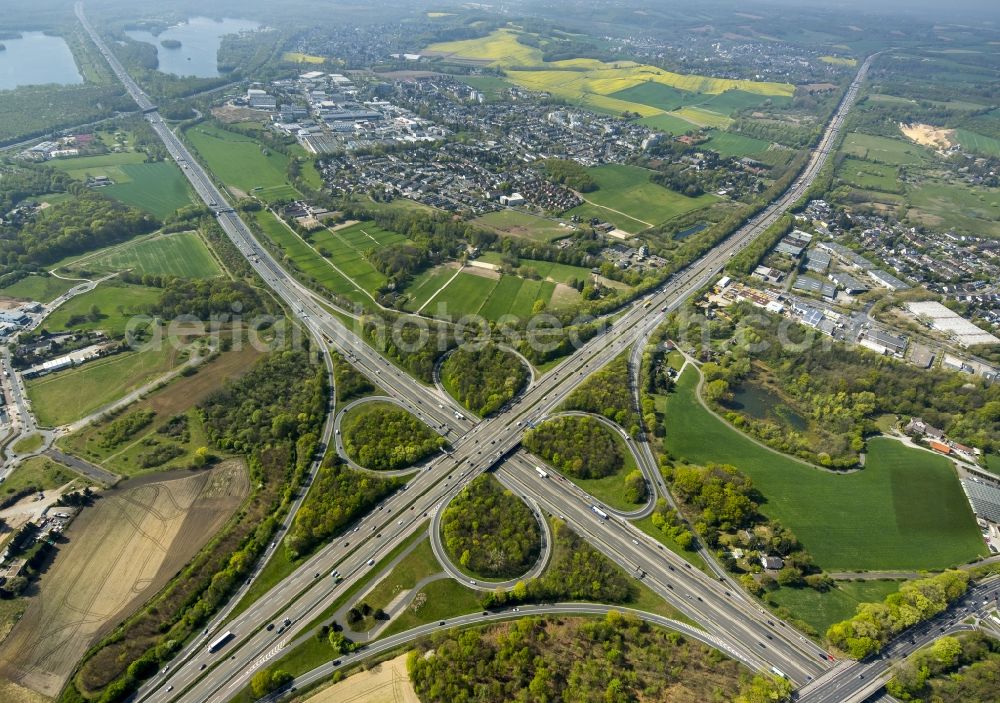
249;668;293;698
0;164;75;213
562;354;639;433
285;457;402;559
442;475;541;579
361;313;454;383
482;521;635;609
441;344;528;417
341;402;446;471
150;277;267;321
649;499;696;550
332;352;375;402
522;416;623;479
542;158;597;192
650;163;705;197
0;193;157;280
669;463;758;533
826;570;970;659
887;632;1000;702
726;214;794;276
100;410;155;449
199;349;328;455
408;612;745;703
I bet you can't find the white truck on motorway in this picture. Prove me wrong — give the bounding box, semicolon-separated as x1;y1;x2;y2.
591;505;609;520
535;467;548;479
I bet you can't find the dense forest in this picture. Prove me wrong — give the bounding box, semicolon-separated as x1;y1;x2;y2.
441;475;541;579
826;570;969;659
75;349;326;701
149;278;267;320
407;613;748;703
341;402;446;471
887;632;1000;702
522;416;623;479
440;344;529;417
200;349;328;454
0;164;75;212
285;457;402;559
0;193;157;283
561;354;639;432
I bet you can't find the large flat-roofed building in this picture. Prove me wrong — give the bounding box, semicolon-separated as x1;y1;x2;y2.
828;271;869;294
906;300;999;347
860;328;907;356
961;478;1000;525
793;275;836;299
803;248;831;273
868;269;910;291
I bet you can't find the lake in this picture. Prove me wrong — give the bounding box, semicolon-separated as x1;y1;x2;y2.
0;32;83;90
727;382;808;432
125;17;260;78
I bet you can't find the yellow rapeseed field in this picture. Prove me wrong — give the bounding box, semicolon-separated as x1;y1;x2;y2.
426;29;793;120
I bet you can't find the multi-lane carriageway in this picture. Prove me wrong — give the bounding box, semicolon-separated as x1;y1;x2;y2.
74;4;887;700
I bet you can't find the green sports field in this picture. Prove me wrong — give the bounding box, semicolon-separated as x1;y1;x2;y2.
26;345;179;427
185;123;300;202
835;157;900;193
660;367;987;570
51;151;147;179
310;222;412;294
567;164;719;233
403;266;460;312
954;128;1000;157
0;275;76;303
422;270;498;318
769;580;905;635
841;132;929;166
253;211;371;306
908;178;1000;238
52;154;193;218
610;82;690;111
104;163;194;218
638;113;700;135
701;130;772;158
41;282;163;336
79;232;220;278
403;264;574;321
473;210;574;242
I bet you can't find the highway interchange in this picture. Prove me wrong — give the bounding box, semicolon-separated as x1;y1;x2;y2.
72;8;1000;702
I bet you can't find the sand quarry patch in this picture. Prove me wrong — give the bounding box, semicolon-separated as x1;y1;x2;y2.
0;461;248;698
900;122;956;151
301;653;419;703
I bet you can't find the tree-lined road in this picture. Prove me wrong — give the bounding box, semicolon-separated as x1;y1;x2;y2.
74;5;893;699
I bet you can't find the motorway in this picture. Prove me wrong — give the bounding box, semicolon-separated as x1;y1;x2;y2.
75;4;879;699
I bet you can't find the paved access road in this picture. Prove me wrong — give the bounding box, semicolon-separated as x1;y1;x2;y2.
75;4;877;698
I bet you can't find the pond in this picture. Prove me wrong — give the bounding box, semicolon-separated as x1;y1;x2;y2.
673;222;708;240
727;382;808;432
0;32;83;90
125;17;260;78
